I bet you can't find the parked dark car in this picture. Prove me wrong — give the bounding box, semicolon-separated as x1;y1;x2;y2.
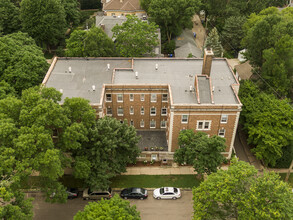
120;188;148;200
67;188;79;199
83;188;112;200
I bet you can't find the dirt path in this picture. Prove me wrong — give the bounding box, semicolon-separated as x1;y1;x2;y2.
191;15;206;50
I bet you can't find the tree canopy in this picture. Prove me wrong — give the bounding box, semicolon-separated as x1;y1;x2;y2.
112;15;159;57
174;130;225;175
193;159;293;220
20;0;67;48
204;27;223;57
62;0;81;27
0;0;21;35
74;194;141;220
147;0;201;42
239;80;293;166
66;27;115;57
0;32;49;95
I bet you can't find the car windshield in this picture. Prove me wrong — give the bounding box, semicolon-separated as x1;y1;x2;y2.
159;188;164;194
140;188;146;194
174;188;178;193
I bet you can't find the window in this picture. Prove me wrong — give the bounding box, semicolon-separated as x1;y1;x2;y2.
111;13;115;16
140;94;145;101
130;94;134;101
106;94;112;102
120;120;123;124
218;128;225;137
117;94;123;102
140;120;144;128
150;120;156;128
106;107;112;115
161;108;167;116
117;107;123;116
141;107;144;115
221;115;228;123
161;120;166;128
151;94;157;102
197;120;211;130
162;94;168;102
130;120;134;126
130;106;134;115
150;107;156;116
181;115;188;123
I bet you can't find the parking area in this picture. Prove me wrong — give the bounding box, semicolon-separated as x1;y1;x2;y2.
32;190;193;220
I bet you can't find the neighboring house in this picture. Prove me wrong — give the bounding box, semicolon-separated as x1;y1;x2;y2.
101;0;146;18
96;15;161;56
43;49;241;161
175;29;202;58
235;62;253;81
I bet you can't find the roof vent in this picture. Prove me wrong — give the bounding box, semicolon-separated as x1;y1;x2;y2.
107;63;110;70
212;86;215;92
189;85;193;92
135;71;138;79
68;66;72;73
155;64;158;70
92;85;96;91
60;89;63;93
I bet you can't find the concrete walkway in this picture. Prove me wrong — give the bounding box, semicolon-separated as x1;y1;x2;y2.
192;14;206;50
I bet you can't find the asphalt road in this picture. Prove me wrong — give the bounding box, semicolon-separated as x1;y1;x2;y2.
32;190;193;220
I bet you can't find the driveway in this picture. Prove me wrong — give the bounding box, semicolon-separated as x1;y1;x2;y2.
32;190;193;220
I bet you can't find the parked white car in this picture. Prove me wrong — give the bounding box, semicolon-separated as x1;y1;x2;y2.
153;187;181;200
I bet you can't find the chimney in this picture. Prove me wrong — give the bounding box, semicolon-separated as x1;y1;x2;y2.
202;48;214;76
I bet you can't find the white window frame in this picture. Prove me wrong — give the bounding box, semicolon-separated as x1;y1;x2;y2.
162;94;168;102
181;115;188;124
130;106;134;115
150;107;156;116
161;108;167;116
151;94;157;102
129;94;134;101
150;120;156;128
106;94;112;102
161;120;166;128
117;94;123;102
106;107;112;115
197;120;211;130
141;107;144;115
140;120;144;128
117;107;124;116
221;115;228;124
140;94;145;101
218;128;225;137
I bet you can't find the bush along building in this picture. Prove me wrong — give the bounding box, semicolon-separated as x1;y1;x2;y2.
43;49;242;162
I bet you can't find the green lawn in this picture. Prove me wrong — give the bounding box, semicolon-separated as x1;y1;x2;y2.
110;175;202;189
278;173;293;187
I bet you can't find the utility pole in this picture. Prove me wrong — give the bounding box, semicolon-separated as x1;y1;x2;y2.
285;159;293;182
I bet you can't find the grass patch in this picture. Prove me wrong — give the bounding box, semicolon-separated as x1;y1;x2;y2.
110;175;202;189
278;173;293;187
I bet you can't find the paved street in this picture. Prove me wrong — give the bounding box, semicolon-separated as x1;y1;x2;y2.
32;190;193;220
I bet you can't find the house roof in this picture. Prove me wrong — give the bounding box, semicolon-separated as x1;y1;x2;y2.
174;42;202;58
104;0;143;12
44;58;240;105
96;15;127;39
235;62;253;80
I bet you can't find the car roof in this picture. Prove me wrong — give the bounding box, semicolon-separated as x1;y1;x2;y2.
130;188;144;193
163;187;175;193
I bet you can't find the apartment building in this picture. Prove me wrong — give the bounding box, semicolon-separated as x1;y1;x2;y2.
43;50;241;161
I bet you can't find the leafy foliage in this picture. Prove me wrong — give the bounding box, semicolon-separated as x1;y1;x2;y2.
147;0;201;42
174;130;225;175
74;194;140;220
204;27;223;57
72;117;140;190
193;159;293;219
66;27;115;57
20;0;67;47
0;32;49;94
62;0;81;27
112;15;159;57
0;0;21;35
239;80;293;166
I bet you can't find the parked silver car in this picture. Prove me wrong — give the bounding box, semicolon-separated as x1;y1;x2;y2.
153;187;181;200
82;188;112;200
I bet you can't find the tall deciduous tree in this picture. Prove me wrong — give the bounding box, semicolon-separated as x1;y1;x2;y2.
112;15;158;57
62;0;81;27
204;27;223;57
72;117;140;190
66;27;115;57
147;0;201;42
20;0;67;48
0;32;49;94
174;130;225;175
74;194;141;219
193;159;293;219
0;0;21;35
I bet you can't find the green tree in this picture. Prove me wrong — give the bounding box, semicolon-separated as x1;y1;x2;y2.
62;0;81;27
140;0;151;12
74;194;140;220
0;80;16;99
0;32;49;94
174;130;225;175
112;15;159;57
193;159;293;219
0;0;21;35
66;27;115;57
239;80;293;166
20;0;67;48
204;27;223;57
148;0;201;42
72;117;140;190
